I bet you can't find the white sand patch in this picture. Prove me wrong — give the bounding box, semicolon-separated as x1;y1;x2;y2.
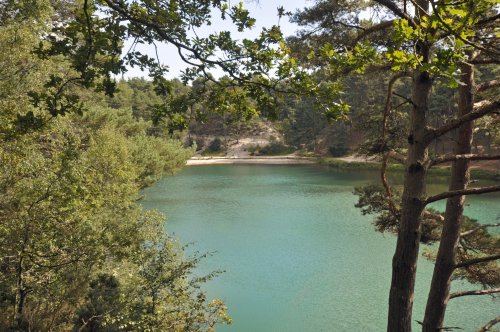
186;156;316;165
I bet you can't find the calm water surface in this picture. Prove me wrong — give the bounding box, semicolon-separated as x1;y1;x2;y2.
141;165;499;332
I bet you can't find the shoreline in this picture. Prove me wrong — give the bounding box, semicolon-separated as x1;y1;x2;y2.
186;156;499;181
186;156;316;165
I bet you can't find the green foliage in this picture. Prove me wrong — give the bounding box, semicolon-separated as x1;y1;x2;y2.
258;141;295;156
329;145;350;157
195;137;206;151
355;184;499;287
0;29;228;331
18;0;350;129
423;216;499;288
207;137;223;153
0;105;223;330
75;274;122;331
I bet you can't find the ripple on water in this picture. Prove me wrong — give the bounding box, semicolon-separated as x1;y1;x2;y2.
141;165;500;332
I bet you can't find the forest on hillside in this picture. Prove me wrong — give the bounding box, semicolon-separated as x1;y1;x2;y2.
0;0;499;331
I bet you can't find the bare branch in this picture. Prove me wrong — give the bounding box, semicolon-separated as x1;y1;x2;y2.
416;321;463;331
382;73;411;139
425;100;500;143
477;80;500;93
381;153;399;217
461;223;500;237
477;315;500;332
450;288;500;299
455;254;500;269
372;0;416;25
476;13;500;27
423;210;444;223
470;58;500;65
430;154;500;167
387;150;407;164
352;20;395;46
393;91;415;106
426;185;500;204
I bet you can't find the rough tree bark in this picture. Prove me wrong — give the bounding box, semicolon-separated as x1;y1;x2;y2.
387;36;432;332
422;59;475;331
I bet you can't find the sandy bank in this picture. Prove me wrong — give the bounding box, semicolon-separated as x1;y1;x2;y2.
186;156;316;165
334;155;379;163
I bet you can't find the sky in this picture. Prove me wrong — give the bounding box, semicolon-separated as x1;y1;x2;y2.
122;0;312;79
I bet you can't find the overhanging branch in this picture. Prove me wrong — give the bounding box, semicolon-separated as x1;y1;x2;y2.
352;20;395;46
425;100;500;143
477;80;500;93
461;223;500;237
423;210;444;223
387;150;407;164
372;0;416;25
478;315;500;332
382;72;411;139
430;154;500;167
450;288;500;299
470;58;500;65
455;254;500;269
426;185;500;205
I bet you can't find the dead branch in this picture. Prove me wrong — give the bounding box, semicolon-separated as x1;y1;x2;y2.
385;150;406;164
352;20;395;46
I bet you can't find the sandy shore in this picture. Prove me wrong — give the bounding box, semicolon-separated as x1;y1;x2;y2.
335;155;379;163
186;156;316;165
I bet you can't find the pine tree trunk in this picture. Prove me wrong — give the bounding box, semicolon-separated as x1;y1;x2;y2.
386;3;432;330
387;66;432;332
422;62;474;331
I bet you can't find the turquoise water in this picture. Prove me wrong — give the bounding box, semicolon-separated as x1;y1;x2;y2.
141;165;499;332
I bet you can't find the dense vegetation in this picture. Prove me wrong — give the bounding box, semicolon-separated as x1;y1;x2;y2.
0;2;229;331
1;0;498;331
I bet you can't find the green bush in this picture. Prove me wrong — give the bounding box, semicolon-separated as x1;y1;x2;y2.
207;137;223;152
259;141;295;156
329;145;350;157
246;144;261;155
195;137;205;151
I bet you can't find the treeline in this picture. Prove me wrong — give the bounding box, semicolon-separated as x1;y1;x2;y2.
104;69;499;159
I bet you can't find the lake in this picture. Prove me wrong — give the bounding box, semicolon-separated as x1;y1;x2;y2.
141;164;499;331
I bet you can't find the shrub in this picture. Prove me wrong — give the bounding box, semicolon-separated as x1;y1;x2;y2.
246;144;261;155
184;136;194;148
207;137;223;152
259;141;295;156
329;145;350;157
195;137;205;151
